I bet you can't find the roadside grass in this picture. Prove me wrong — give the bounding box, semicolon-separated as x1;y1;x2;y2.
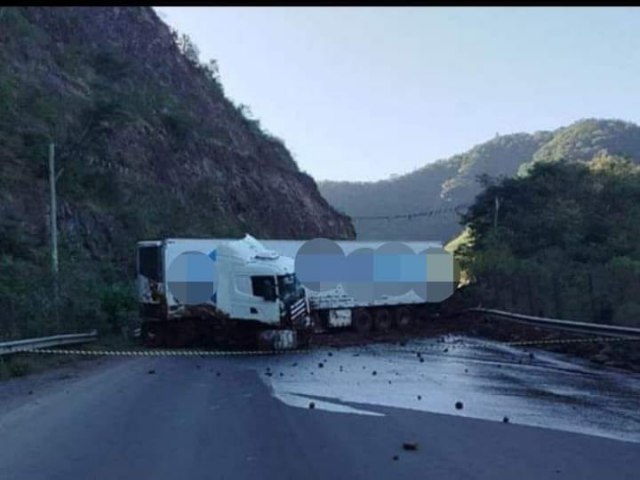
0;352;88;381
0;329;141;382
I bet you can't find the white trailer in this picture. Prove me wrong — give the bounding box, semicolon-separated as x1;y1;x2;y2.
258;240;450;333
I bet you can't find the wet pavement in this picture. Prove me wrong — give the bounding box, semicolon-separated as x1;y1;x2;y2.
242;335;640;443
1;338;639;480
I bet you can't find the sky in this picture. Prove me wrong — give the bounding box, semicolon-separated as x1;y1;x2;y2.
154;7;640;182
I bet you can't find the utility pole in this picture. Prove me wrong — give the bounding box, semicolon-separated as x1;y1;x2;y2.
48;141;60;329
49;142;58;275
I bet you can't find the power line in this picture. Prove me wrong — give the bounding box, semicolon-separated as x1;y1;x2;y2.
351;203;471;221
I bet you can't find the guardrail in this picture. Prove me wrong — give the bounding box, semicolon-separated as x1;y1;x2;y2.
468;308;640;339
0;330;98;356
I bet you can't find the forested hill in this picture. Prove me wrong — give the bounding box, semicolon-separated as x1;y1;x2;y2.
0;7;353;338
319;119;640;242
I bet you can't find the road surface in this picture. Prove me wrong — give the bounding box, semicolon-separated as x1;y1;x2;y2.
0;338;638;480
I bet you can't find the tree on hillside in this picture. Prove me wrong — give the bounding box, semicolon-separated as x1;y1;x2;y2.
458;155;640;325
176;33;200;66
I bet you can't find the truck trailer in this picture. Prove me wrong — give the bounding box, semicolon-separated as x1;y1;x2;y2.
259;239;451;333
136;235;456;349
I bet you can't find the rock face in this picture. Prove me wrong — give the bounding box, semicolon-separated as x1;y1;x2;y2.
0;7;354;267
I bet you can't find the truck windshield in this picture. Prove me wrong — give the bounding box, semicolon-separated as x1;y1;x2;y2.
277;274;304;304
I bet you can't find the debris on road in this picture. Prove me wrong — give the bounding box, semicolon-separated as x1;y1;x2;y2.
309;401;315;409
402;442;419;451
455;401;463;410
503;416;510;423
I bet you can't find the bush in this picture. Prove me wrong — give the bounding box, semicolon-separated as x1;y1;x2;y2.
100;282;137;333
91;50;131;81
176;33;200;66
8;358;31;377
161;109;193;142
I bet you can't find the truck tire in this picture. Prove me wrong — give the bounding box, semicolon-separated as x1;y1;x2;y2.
396;307;414;331
311;310;325;333
142;321;169;348
297;329;312;349
374;308;392;332
352;308;373;334
175;318;198;348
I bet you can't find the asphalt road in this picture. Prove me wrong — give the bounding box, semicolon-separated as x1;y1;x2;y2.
0;353;638;480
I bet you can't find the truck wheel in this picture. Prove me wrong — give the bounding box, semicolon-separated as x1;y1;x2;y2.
352;309;373;334
311;311;325;333
297;329;312;349
374;309;392;332
141;322;158;348
143;321;168;348
174;318;197;348
396;307;414;331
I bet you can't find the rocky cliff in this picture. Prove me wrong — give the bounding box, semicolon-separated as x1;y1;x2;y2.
0;7;354;267
0;7;354;337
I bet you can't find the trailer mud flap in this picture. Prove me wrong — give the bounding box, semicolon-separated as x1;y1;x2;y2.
258;329;298;350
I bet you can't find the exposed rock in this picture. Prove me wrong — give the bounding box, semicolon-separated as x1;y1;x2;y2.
0;6;355;294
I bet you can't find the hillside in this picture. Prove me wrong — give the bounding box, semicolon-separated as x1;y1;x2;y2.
319;119;640;242
0;7;354;338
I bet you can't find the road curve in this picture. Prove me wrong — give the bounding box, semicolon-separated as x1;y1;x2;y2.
0;355;638;480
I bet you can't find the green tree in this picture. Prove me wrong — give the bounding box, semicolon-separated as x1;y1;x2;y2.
459;155;640;325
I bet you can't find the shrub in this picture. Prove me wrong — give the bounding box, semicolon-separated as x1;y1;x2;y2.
100;282;137;333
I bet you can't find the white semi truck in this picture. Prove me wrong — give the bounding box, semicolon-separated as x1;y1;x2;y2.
136;235;455;349
137;235;311;349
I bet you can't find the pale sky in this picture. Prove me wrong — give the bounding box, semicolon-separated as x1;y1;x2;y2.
155;7;640;182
